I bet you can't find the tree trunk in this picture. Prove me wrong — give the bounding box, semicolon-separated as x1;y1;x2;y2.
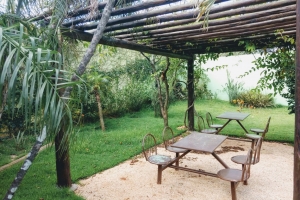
161;57;170;127
56;0;115;188
187;56;195;130
4;127;47;200
95;89;105;131
64;0;116;97
0;81;8;121
142;53;170;127
55;127;72;187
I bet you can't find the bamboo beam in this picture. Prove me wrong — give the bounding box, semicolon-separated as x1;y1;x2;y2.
178;30;296;52
66;0;140;18
115;6;295;40
135;24;295;51
183;33;296;54
102;0;294;34
77;0;279;31
76;2;195;30
151;28;296;54
150;28;296;54
147;17;295;45
63;0;183;27
62;30;192;60
31;0;141;22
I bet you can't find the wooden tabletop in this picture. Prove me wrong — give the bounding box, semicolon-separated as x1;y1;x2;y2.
171;132;227;153
216;112;250;121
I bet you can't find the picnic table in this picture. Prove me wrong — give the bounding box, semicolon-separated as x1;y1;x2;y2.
216;112;250;134
166;131;229;177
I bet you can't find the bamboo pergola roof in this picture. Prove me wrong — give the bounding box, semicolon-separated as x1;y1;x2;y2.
54;0;296;59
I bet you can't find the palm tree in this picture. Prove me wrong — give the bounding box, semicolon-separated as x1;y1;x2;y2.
2;0;117;194
86;72;110;131
0;18;84;199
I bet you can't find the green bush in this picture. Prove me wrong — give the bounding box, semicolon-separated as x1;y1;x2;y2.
195;82;214;100
89;80;153;118
222;70;244;103
237;90;275;108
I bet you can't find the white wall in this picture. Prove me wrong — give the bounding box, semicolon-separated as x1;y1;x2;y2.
203;54;288;106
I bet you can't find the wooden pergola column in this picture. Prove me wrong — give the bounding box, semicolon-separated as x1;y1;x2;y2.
294;0;300;199
187;55;195;130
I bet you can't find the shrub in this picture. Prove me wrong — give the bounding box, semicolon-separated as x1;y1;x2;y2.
222;70;244;103
236;90;275;108
195;82;214;100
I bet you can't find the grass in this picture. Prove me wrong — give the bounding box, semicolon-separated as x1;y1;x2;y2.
0;134;36;166
0;99;294;199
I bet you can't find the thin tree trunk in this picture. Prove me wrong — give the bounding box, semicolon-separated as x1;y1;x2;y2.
63;0;116;98
0;81;8;121
4;127;47;200
142;53;170;127
161;57;170;127
95;89;105;131
55;126;72;187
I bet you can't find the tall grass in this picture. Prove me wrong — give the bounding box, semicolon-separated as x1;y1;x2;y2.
0;99;294;199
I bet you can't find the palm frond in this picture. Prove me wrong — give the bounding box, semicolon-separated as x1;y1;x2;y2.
194;0;216;30
0;20;86;146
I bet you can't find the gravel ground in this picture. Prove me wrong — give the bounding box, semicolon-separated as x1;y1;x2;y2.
75;138;293;200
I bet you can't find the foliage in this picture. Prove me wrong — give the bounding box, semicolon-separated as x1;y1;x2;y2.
234;90;275;109
79;52;220;122
123;58;153;82
252;47;295;113
0;111;25;137
162;57;186;102
238;33;296;114
252;47;295;94
12;131;26;150
222;70;244;103
0;18;84;148
80;77;152;119
78;57;154;120
195;0;216;29
238;40;256;52
193;53;220;99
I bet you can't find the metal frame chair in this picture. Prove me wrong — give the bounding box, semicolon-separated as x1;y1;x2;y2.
162;126;188;168
246;116;271;140
217;149;252;200
206;112;223;130
197;116;218;134
231;137;263;166
142;133;173;184
183;107;199;128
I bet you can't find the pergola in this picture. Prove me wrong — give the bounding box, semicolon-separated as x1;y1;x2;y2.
53;0;296;127
36;0;299;197
54;0;295;58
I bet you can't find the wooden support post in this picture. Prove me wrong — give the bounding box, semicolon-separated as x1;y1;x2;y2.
295;0;300;199
187;56;195;130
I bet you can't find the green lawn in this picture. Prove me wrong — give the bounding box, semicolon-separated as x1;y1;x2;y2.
0;99;294;199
